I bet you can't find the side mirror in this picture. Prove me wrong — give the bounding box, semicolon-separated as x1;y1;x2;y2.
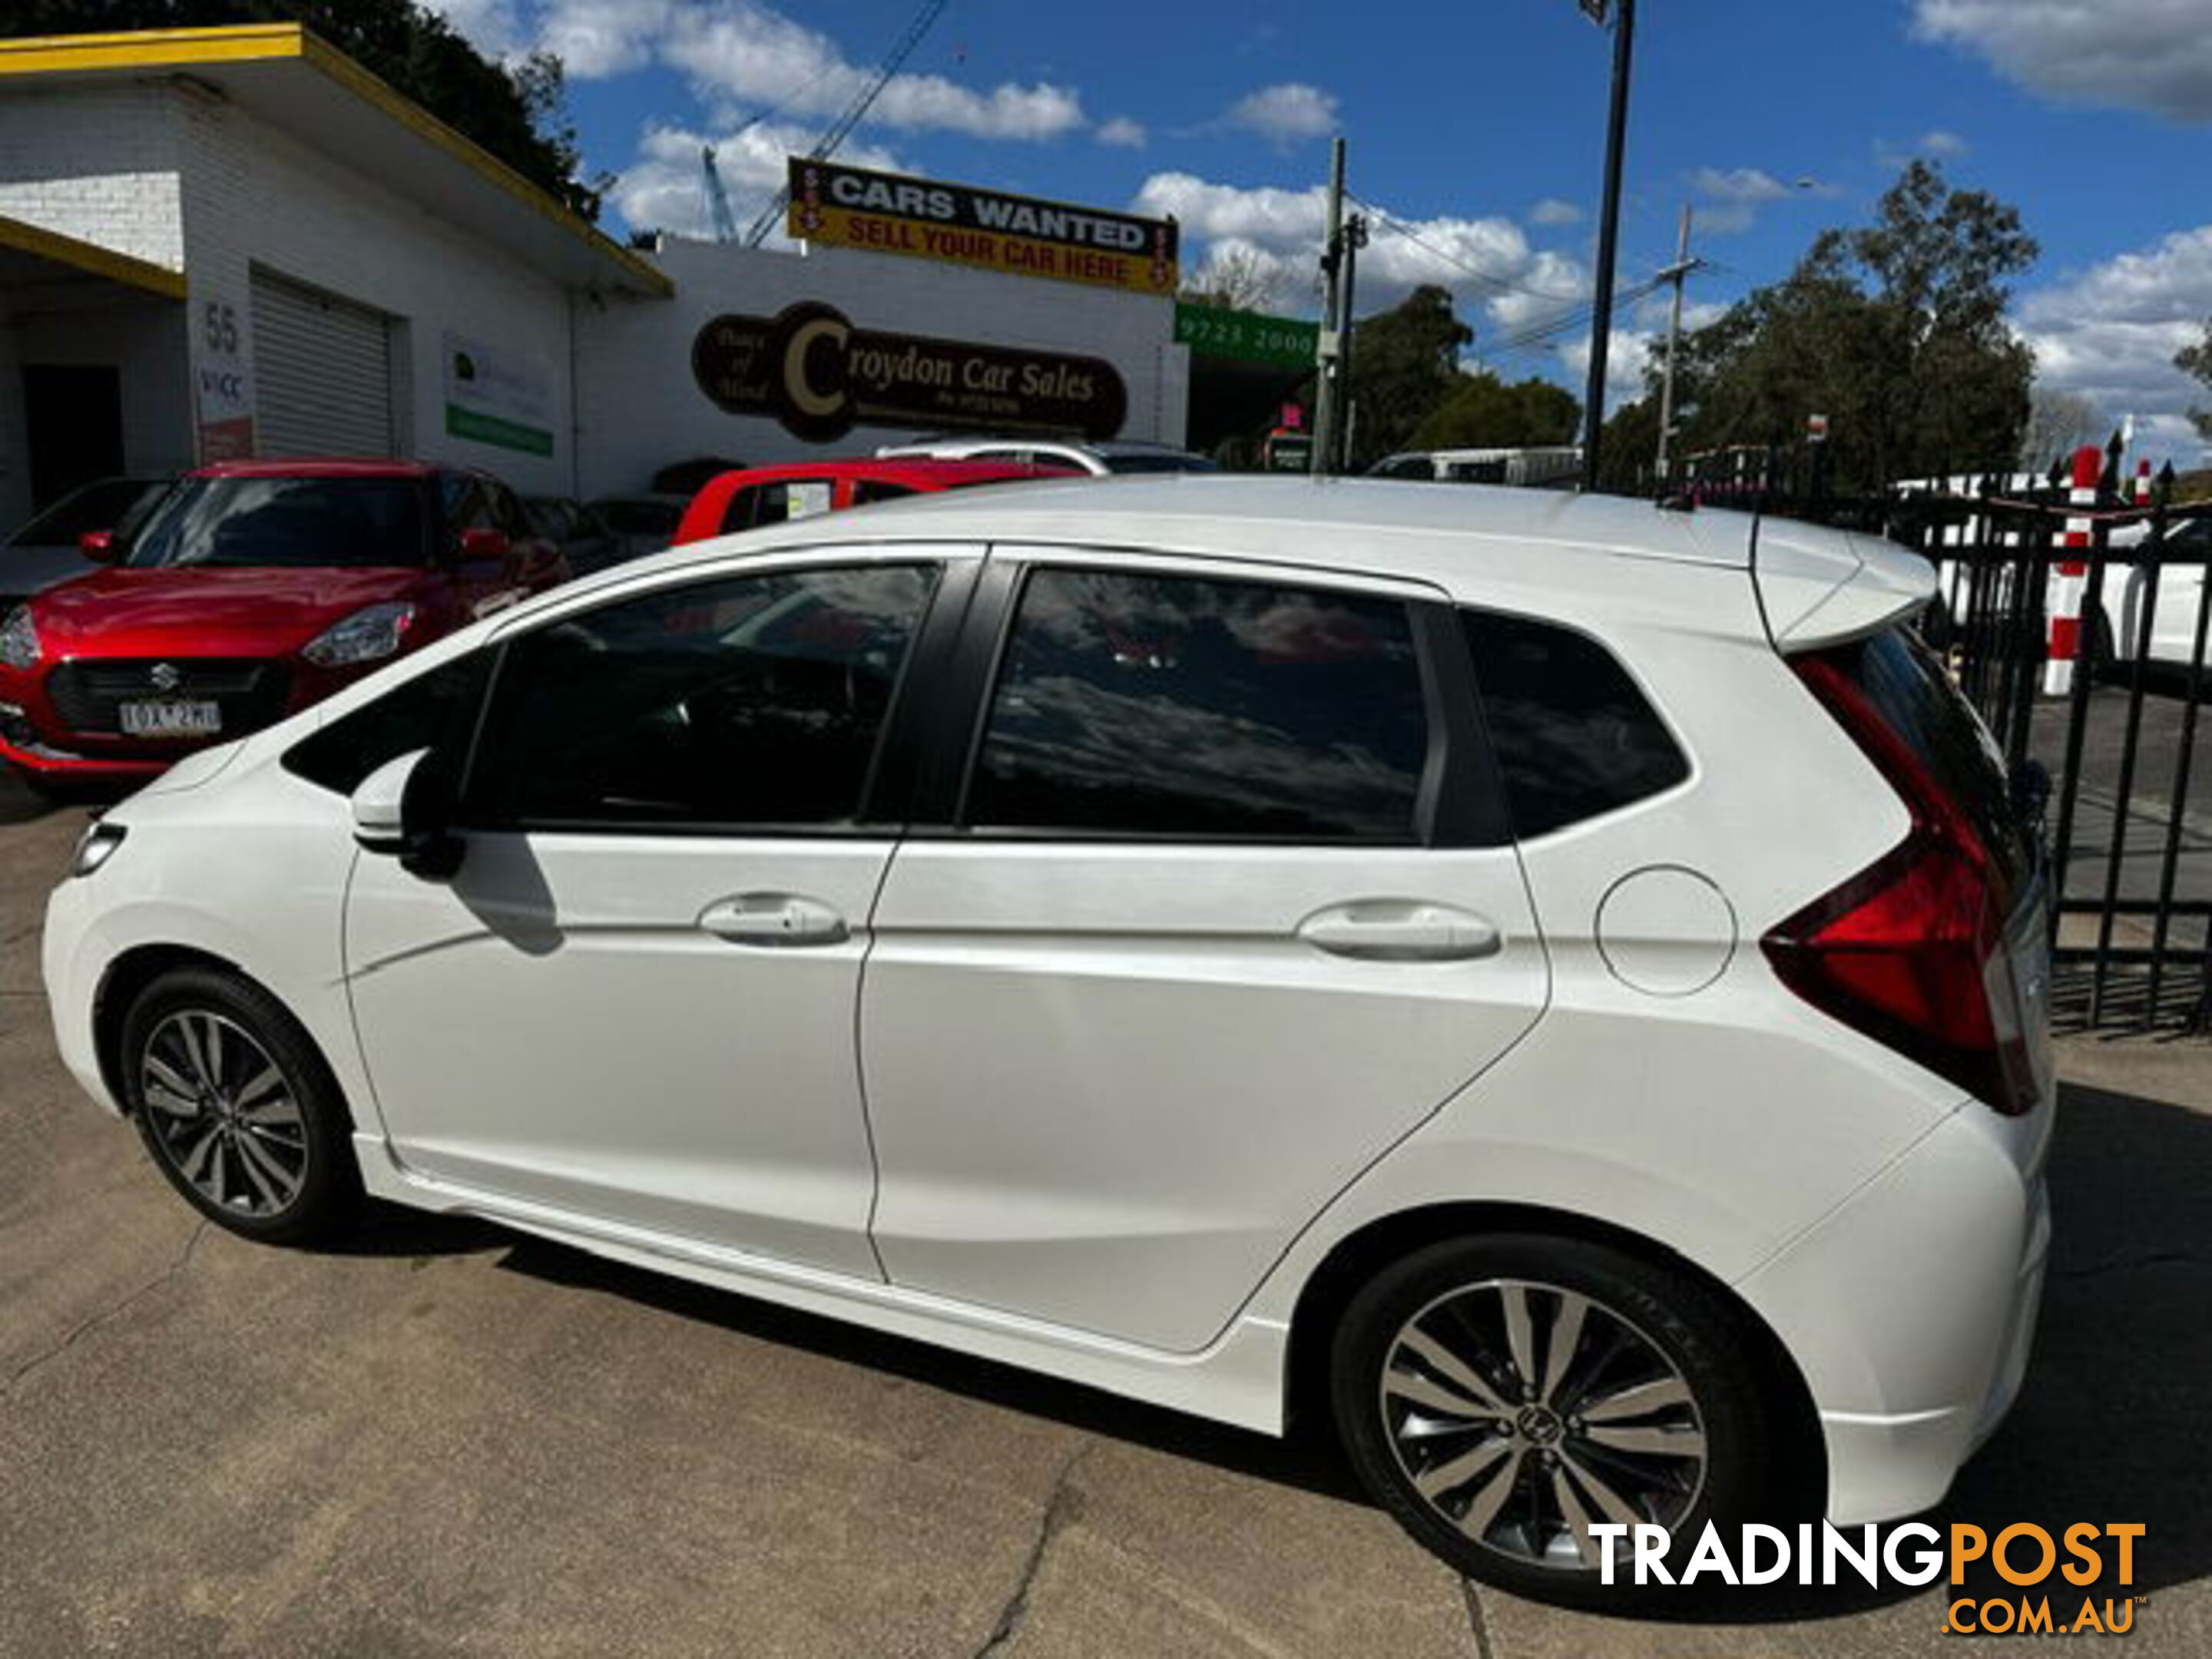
78;528;121;563
457;526;511;565
353;747;464;878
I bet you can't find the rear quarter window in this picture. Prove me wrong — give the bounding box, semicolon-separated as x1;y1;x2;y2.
1462;610;1689;836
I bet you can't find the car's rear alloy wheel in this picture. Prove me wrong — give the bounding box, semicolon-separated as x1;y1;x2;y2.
1377;1280;1707;1568
122;965;358;1243
1332;1234;1780;1604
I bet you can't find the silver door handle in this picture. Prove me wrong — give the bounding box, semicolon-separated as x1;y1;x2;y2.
1297;901;1502;962
697;893;849;946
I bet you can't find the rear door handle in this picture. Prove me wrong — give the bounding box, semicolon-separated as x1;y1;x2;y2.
1297;900;1502;962
698;893;849;947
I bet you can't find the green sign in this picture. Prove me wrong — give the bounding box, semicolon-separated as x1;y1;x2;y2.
1174;303;1320;369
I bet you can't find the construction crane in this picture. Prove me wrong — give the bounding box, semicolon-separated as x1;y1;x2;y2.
701;146;738;242
741;0;952;247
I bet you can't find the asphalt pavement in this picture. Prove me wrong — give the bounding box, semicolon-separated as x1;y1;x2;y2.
2;766;2207;1657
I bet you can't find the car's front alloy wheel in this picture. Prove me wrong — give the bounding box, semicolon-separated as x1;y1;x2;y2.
121;965;358;1243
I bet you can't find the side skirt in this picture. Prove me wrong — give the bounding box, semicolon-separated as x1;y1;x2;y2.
352;1133;1290;1435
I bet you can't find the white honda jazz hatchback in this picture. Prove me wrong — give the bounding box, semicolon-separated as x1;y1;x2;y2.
43;477;2052;1600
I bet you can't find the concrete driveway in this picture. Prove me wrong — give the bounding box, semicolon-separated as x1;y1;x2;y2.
2;767;2207;1657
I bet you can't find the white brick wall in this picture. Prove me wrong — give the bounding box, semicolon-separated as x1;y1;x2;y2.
177;94;575;495
575;238;1185;497
0;84;185;270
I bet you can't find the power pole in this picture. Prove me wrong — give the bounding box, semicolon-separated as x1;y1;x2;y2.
1654;202;1698;482
1336;212;1369;472
1311;137;1347;477
1578;0;1637;493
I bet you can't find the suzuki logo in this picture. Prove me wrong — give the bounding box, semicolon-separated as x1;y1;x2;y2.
148;663;182;693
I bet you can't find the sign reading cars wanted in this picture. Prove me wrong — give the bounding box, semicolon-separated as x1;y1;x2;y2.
786;158;1179;295
693;302;1128;444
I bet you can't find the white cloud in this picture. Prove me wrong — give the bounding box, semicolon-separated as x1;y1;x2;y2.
1095;116;1148;149
1920;128;1969;158
538;0;675;77
613;119;902;240
1913;1;2212;122
661;5;1084;140
1221;83;1339;146
1529;197;1584;227
432;1;1088;141
1689;166;1831;234
421;0;529;57
2015;225;2212;462
1560;329;1653;408
1134;171;1589;339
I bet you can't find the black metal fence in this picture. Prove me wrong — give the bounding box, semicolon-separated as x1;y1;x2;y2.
1681;460;2212;1031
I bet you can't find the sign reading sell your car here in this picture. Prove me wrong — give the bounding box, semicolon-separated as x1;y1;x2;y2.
786;158;1180;295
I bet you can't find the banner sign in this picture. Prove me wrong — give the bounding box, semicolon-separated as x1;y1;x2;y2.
786;158;1179;296
1174;303;1320;368
443;330;555;457
192;287;254;462
694;302;1128;443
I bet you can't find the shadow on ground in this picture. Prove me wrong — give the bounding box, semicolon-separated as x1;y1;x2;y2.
326;1064;2202;1624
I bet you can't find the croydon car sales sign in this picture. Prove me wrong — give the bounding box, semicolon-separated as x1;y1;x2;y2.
692;301;1128;442
786;158;1180;296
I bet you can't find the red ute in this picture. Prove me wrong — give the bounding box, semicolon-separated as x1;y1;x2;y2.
0;459;568;789
674;459;1078;546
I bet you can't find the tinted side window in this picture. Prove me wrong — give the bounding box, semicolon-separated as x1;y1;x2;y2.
283;653;484;795
968;568;1429;840
1462;609;1688;836
724;479;834;533
851;480;916;507
472;564;936;830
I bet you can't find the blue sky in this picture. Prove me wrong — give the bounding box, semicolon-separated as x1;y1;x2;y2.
427;1;2212;461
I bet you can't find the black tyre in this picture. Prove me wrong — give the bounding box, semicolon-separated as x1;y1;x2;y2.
1330;1233;1782;1607
119;965;359;1244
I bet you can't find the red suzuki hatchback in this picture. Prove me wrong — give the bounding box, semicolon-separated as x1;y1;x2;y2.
0;459;567;790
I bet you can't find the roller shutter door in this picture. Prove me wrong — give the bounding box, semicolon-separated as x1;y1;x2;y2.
250;269;394;457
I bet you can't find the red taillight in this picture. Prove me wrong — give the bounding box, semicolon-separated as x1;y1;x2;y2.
1763;650;2036;1114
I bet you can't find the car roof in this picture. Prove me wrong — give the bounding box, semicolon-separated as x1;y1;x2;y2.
704;459;1077;488
716;474;1744;575
190;458;444;480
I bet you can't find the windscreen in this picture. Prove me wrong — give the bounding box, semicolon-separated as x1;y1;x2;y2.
126;476;429;570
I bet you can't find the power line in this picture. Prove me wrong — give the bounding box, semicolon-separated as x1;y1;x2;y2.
1346;193;1585;303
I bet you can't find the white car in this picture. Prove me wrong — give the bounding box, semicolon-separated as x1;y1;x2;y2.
873;435;1215;475
42;479;2051;1601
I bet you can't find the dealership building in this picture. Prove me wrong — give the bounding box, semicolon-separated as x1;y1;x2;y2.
0;24;1234;532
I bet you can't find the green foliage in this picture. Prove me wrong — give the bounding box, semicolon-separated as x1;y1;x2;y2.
1666;161;2037;491
1594;396;1662;493
1345;285;1472;469
8;0;601;220
1410;370;1581;452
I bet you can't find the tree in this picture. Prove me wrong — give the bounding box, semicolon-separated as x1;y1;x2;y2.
2176;322;2212;442
1343;285;1472;468
1181;245;1288;314
2018;386;2101;470
1664;161;2037;491
8;1;601;219
1409;370;1580;452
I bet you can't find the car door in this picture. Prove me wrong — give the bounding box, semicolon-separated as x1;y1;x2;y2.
343;549;969;1275
860;551;1550;1352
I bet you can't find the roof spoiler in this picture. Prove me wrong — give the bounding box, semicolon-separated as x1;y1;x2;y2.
1749;513;1937;652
